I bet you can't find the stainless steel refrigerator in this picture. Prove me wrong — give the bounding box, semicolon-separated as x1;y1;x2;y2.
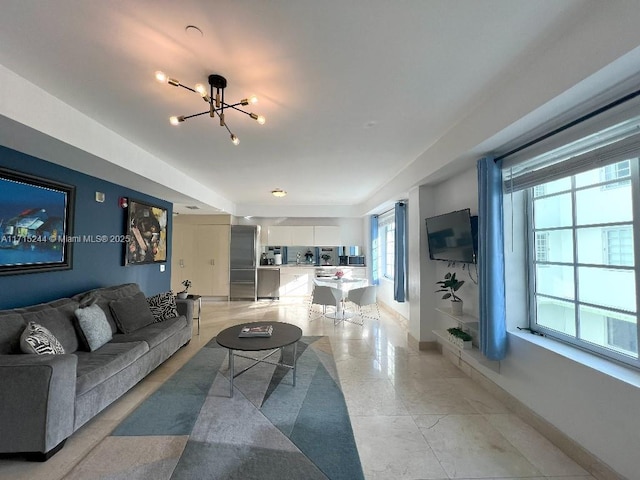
229;225;258;300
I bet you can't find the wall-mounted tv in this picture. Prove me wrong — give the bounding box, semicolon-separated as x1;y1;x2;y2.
425;208;476;263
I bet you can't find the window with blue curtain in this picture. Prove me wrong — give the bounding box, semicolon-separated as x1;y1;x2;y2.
371;204;407;301
370;215;379;285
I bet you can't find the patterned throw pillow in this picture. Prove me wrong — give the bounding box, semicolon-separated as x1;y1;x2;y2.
20;322;65;355
146;291;179;322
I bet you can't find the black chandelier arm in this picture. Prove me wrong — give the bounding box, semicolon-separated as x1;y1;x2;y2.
177;83;197;94
222;122;233;136
183;110;210;120
224;103;253;116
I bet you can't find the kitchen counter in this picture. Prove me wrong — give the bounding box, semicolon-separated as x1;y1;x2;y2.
273;264;366;268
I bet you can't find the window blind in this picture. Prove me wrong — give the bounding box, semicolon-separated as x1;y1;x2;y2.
378;209;394;228
503;113;640;193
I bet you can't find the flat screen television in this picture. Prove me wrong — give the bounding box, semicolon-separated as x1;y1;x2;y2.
425;208;476;263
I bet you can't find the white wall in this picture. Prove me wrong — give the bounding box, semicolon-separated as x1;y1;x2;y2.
406;168;480;345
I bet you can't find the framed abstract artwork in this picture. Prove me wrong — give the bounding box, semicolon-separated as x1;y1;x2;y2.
0;168;75;275
125;199;168;265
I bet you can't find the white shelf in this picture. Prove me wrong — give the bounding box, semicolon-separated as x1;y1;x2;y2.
432;329;499;372
435;307;479;329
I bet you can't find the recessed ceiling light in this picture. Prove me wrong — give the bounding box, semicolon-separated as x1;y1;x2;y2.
271;188;287;197
185;25;203;38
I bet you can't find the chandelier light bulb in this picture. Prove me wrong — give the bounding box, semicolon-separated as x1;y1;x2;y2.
231;134;240;145
250;113;266;125
156;71;179;86
195;83;207;96
169;115;185;126
249;95;258;104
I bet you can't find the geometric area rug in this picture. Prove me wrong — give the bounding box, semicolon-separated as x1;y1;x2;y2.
68;336;364;480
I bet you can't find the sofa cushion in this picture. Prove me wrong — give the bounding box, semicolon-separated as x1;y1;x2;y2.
0;313;27;354
20;322;65;355
74;341;149;395
72;283;142;334
109;292;156;334
75;304;112;351
146;291;179;322
21;307;80;353
110;315;187;349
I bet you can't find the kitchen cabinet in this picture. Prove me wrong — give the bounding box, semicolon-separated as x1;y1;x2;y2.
267;226;314;246
267;225;340;246
266;226;289;246
197;224;230;296
279;267;315;296
290;226;314;245
171;223;197;293
349;268;367;280
172;218;230;297
312;226;341;246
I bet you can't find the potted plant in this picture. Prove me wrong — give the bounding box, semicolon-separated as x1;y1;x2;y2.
177;279;192;299
435;272;465;316
304;250;314;263
446;327;473;349
321;253;331;265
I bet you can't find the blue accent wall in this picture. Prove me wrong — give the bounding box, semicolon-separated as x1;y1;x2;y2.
0;145;172;309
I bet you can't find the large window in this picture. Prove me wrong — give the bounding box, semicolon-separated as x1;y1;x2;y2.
528;158;639;366
377;210;395;280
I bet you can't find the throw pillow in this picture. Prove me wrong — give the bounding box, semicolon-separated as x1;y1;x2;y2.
20;322;65;355
146;291;179;322
109;292;156;334
75;304;113;351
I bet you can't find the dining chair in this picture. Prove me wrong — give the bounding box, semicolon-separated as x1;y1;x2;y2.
346;285;380;321
308;285;342;321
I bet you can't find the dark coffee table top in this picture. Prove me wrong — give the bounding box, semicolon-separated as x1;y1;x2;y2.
216;322;302;351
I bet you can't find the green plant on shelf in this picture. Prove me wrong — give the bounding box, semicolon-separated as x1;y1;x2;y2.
446;327;472;342
435;272;464;302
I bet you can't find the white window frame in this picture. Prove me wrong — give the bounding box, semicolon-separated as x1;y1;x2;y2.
526;159;640;368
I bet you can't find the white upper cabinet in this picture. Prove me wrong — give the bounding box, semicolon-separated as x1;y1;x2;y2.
267;225;341;246
267;226;290;245
290;226;315;245
312;226;341;246
267;226;314;245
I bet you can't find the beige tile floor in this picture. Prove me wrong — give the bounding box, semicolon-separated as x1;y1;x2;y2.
0;298;595;480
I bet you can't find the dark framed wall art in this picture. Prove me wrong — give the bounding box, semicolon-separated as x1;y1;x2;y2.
125;199;168;265
0;168;76;275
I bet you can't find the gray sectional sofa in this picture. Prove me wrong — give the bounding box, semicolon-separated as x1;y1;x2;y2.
0;283;193;460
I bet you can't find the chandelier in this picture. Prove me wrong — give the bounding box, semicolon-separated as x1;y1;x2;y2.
155;71;265;145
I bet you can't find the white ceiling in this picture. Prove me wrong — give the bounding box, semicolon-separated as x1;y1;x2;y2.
1;0;638;217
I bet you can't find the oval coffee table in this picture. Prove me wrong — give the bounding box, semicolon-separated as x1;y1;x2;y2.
216;322;302;397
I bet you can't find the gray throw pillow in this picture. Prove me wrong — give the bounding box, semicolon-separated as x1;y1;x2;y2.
109;292;156;334
146;291;179;322
20;322;65;355
75;304;112;351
